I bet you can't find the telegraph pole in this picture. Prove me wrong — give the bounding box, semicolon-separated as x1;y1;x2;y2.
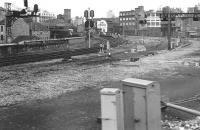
167;10;172;50
88;8;91;48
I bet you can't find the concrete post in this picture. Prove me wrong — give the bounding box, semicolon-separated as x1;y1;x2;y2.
100;88;124;130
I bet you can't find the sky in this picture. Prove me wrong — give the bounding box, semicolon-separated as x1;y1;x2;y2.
0;0;200;18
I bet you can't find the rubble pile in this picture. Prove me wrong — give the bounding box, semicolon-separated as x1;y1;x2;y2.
162;117;200;130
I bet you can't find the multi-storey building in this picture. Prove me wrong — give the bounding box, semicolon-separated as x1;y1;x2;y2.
57;9;72;24
33;10;56;23
146;10;161;27
144;10;162;37
119;6;146;35
64;9;71;23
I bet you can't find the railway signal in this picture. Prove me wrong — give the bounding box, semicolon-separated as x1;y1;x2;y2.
84;8;95;48
85;19;94;28
24;0;28;8
5;0;40;43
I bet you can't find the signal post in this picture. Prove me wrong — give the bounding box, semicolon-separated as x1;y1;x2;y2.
84;8;94;48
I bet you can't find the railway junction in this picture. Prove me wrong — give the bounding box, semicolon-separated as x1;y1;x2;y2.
0;35;199;130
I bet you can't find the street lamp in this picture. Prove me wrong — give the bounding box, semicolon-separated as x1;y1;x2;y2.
84;8;94;48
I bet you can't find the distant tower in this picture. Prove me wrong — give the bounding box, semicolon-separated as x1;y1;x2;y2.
64;9;71;23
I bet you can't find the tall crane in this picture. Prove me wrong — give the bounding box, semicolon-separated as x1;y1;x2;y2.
4;0;39;43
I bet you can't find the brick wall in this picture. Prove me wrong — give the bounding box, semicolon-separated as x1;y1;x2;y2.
32;31;50;40
11;18;30;39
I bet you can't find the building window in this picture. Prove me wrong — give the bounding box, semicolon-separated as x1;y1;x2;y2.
151;22;155;26
0;35;3;41
156;22;160;26
1;26;3;32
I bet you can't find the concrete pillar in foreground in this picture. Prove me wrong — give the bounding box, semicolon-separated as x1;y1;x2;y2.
100;88;124;130
121;78;161;130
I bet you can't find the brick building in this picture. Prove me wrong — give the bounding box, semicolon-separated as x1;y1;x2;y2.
11;18;50;42
57;9;71;24
119;6;146;35
11;18;31;40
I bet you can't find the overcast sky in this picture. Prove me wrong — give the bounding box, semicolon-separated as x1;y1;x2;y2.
0;0;200;18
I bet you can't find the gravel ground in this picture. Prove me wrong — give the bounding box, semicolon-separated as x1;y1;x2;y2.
0;38;200;130
0;38;199;107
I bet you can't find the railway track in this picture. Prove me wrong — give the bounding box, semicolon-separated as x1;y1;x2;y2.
0;47;100;67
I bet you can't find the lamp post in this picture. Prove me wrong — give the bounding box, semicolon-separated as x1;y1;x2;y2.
84;8;94;48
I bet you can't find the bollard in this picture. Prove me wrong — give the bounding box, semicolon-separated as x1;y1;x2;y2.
100;88;124;130
121;78;161;130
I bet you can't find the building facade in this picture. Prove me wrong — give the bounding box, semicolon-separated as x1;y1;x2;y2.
64;9;71;23
57;9;71;24
0;19;5;43
34;10;56;23
119;6;146;35
146;10;161;27
11;18;31;40
142;10;162;37
32;22;50;40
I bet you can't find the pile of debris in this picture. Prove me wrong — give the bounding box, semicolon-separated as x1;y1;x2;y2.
162;117;200;130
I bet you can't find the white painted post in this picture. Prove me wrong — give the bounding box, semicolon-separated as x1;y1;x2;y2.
121;78;161;130
100;88;124;130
